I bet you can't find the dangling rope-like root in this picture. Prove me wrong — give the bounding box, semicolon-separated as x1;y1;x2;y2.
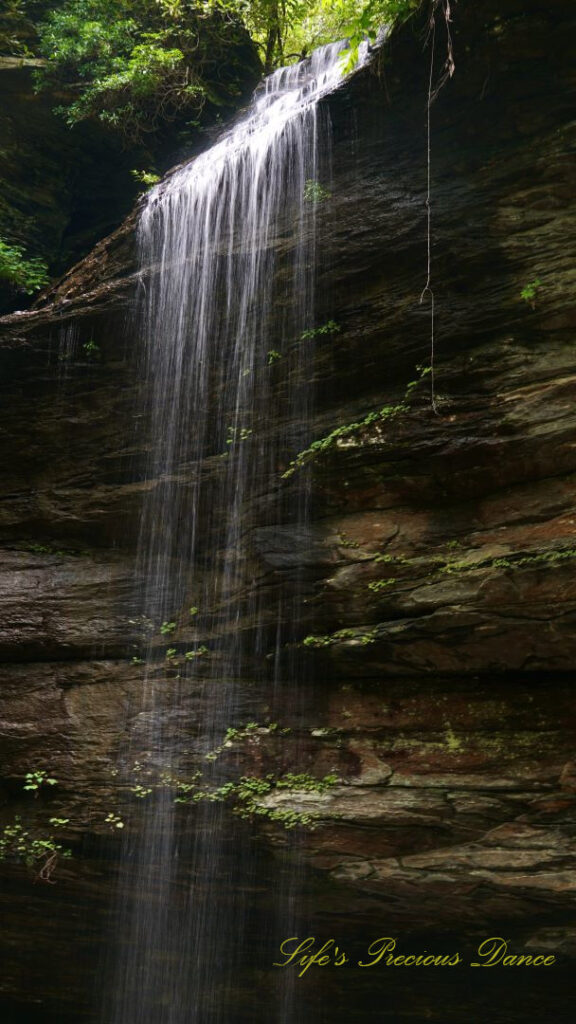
420;0;455;415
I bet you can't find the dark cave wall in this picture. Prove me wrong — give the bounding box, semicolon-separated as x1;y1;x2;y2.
0;0;575;1016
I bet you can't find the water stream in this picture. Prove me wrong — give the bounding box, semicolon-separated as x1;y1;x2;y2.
103;41;364;1024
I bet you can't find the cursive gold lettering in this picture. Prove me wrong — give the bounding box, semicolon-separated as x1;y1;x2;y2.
358;937;397;968
273;937;348;976
471;937;556;968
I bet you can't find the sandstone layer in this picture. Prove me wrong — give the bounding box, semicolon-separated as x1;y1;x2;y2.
0;1;575;1020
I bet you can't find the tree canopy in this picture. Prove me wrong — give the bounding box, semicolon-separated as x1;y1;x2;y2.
0;0;419;300
2;0;420;131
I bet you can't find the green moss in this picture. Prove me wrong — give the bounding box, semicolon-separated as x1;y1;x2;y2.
373;553;409;564
390;728;553;760
443;722;463;752
22;542;89;558
367;578;397;592
303;180;331;204
302;628;376;648
439;546;576;576
338;532;360;549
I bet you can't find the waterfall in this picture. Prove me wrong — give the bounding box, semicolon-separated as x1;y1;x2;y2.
103;40;364;1024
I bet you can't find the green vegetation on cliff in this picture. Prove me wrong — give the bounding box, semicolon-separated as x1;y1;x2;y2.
0;237;49;293
2;0;420;137
34;0;259;145
0;0;419;308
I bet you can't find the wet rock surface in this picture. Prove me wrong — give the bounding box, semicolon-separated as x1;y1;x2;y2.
0;59;143;315
0;0;575;1019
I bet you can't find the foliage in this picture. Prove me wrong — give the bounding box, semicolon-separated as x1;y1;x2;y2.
366;544;576;585
367;577;397;591
24;541;88;556
282;365;431;477
219;0;310;72
104;812;125;828
1;771;70;881
338;533;359;548
226;425;252;444
122;724;336;829
0;0;42;56
205;720;280;762
82;339;100;357
0;817;72;881
303;178;331;203
300;319;340;340
181;770;338;829
302;628;376;647
520;278;542;308
438;546;576;577
34;0;257;144
207;0;419;72
282;0;418;67
131;169;161;187
23;769;58;793
0;238;50;295
3;0;422;153
161;643;210;664
184;645;209;659
130;784;153;798
282;403;406;477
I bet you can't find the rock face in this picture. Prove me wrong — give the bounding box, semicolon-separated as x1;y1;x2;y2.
0;32;260;316
0;58;145;314
0;0;575;1020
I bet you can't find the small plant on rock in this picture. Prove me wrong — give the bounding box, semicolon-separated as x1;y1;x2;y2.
82;339;100;358
0;817;71;882
520;278;542;309
184;645;209;660
23;770;58;795
131;169;160;188
367;578;397;592
300;320;340;341
303;180;331;204
105;813;124;830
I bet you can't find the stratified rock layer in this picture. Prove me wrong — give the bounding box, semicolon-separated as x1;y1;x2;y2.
0;0;575;1020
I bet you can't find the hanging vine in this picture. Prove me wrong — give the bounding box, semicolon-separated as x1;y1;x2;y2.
420;0;455;414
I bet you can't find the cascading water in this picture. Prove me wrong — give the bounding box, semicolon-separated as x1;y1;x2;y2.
103;40;366;1024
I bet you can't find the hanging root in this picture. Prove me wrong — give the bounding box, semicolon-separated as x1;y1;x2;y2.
430;0;456;102
35;851;59;884
420;0;456;415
